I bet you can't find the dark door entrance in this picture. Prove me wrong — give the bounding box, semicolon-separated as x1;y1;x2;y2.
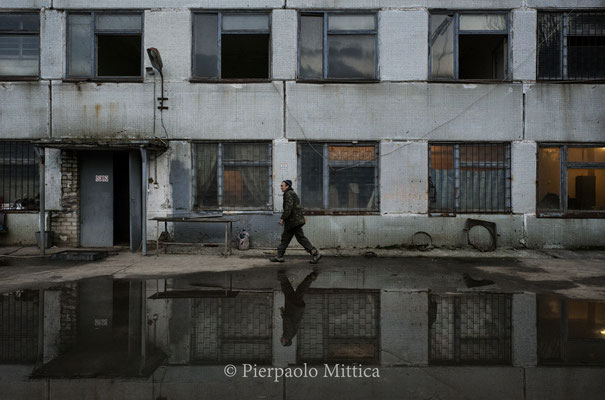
80;150;142;248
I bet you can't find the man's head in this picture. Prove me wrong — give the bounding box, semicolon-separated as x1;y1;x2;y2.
281;336;292;346
280;180;292;192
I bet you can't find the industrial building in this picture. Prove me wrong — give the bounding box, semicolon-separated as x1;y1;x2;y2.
1;0;604;252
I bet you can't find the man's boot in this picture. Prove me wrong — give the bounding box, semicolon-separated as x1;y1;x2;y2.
310;248;321;264
270;254;285;263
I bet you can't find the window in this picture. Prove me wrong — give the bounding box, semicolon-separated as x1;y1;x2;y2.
429;143;511;214
67;12;143;79
299;12;377;80
298;291;379;364
430;294;512;365
538;296;605;364
430;12;509;80
0;141;39;211
191;293;273;364
0;13;39;78
0;291;39;363
298;143;378;212
538;145;605;216
193;142;272;210
192;12;270;80
538;12;605;80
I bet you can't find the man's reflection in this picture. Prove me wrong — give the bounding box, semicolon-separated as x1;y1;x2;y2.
279;269;318;346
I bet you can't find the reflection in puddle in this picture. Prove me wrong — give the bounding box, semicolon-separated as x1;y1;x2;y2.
1;270;604;398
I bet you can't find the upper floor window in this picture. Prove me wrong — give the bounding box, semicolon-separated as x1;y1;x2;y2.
538;12;605;80
538;145;605;216
66;12;143;79
429;143;511;214
298;143;378;212
193;142;272;210
192;12;270;80
0;141;39;211
0;13;39;78
430;12;509;80
299;12;377;81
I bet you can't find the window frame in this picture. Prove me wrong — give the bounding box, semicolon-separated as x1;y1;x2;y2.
0;140;40;212
190;10;272;82
537;143;605;218
191;141;273;211
537;11;605;82
65;11;144;81
0;12;40;80
297;142;379;214
297;11;379;82
428;142;512;216
428;10;511;82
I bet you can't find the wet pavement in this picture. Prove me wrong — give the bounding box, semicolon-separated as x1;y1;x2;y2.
1;248;605;399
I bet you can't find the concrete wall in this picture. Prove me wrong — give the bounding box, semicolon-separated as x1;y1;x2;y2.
0;213;39;246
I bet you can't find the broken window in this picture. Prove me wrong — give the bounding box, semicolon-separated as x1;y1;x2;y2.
538;12;605;80
298;291;379;364
538;145;605;215
430;294;512;365
192;12;270;80
0;141;39;211
193;142;272;210
429;143;511;214
299;12;377;80
298;143;378;212
538;296;605;365
430;12;509;80
66;13;143;78
0;13;39;77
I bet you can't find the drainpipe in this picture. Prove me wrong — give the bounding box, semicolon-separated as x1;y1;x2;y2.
141;147;148;256
36;146;46;256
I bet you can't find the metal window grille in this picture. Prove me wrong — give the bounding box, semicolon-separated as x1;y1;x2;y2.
0;141;39;211
297;291;380;364
0;13;40;77
429;293;512;365
193;142;272;210
0;290;39;364
191;293;273;364
298;143;379;212
429;143;511;214
538;12;605;80
298;12;378;81
537;144;605;215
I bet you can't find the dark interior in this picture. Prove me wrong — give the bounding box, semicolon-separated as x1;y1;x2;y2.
459;34;507;80
113;152;130;245
221;34;269;79
97;35;142;77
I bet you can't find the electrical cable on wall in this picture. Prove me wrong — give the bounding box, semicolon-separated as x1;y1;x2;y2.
147;48;169;142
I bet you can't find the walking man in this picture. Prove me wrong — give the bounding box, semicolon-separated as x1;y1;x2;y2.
270;180;321;264
279;269;318;346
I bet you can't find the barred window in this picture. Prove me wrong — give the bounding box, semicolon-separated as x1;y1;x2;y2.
0;290;39;364
298;291;379;364
430;294;512;365
538;145;605;215
538;12;605;80
299;12;378;80
193;12;270;80
298;143;378;212
193;142;272;210
191;293;273;364
0;141;39;211
429;143;511;214
0;13;40;77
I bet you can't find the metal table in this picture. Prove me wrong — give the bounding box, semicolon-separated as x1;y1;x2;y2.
150;216;239;256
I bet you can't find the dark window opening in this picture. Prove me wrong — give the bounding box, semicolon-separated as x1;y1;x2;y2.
113;152;130;245
459;35;508;80
221;34;269;79
97;35;141;77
